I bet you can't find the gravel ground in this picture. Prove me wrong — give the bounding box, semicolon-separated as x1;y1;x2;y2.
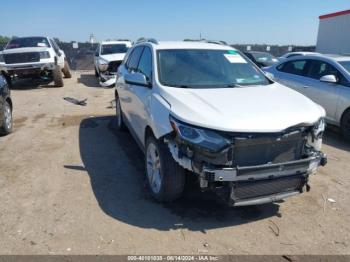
0;71;349;255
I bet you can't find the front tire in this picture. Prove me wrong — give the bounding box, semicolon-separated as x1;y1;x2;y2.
0;100;13;136
341;110;350;141
62;61;72;78
145;135;185;202
53;66;64;87
115;95;127;132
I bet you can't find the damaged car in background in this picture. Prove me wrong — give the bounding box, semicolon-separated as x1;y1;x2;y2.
0;36;71;87
115;39;327;206
94;40;132;87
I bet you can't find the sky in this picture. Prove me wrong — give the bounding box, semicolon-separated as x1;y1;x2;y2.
1;0;349;45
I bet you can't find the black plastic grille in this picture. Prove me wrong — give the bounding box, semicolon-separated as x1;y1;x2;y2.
233;175;305;201
233;131;305;166
108;61;122;72
4;52;40;64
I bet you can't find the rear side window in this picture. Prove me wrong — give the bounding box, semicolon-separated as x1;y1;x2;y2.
137;47;153;82
277;60;308;76
126;46;144;71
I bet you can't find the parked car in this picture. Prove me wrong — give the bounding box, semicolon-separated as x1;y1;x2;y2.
263;54;350;140
114;39;327;206
243;51;278;68
0;74;13;136
279;52;320;61
0;36;71;87
94;40;132;87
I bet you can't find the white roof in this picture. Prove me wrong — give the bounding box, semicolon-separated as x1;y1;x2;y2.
101;40;132;46
140;41;234;50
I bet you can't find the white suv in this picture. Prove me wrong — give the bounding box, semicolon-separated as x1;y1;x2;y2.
94;40;132;87
115;39;327;206
0;36;71;87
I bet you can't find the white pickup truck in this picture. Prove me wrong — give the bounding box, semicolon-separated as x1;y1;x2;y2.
94;40;132;87
0;36;71;87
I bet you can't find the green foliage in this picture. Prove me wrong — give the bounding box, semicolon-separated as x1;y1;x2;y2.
0;35;10;45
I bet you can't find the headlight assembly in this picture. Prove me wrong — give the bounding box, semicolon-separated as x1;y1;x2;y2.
169;116;231;152
39;51;50;59
98;58;109;72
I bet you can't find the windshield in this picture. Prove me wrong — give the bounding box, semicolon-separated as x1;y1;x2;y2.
251;52;278;64
340;61;350;74
157;49;270;88
101;44;128;55
6;37;50;49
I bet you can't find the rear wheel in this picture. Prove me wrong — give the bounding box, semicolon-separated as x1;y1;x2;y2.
53;66;64;87
145;135;185;202
341;110;350;141
0;100;13;136
62;60;72;78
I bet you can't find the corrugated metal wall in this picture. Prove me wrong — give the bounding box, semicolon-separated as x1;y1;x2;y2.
316;14;350;54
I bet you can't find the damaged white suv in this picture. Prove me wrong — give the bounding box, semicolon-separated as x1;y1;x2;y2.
94;40;132;87
115;39;327;206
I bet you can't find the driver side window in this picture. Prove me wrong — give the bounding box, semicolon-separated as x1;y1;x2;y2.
137;47;153;83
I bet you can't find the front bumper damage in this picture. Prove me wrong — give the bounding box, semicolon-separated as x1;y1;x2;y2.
167;135;327;206
99;72;116;87
1;62;56;79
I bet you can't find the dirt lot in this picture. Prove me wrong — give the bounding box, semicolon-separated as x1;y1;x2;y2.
0;71;349;255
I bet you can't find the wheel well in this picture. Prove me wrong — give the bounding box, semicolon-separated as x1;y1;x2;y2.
340;107;350;125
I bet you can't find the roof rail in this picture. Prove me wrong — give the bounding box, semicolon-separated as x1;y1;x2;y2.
135;38;159;45
183;39;228;46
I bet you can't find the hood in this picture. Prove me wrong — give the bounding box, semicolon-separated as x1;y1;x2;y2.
0;47;50;54
99;53;126;62
159;83;325;133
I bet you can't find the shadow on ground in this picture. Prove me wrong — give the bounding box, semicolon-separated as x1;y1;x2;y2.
75;116;281;232
77;73;100;88
323;125;350;152
10;78;58;90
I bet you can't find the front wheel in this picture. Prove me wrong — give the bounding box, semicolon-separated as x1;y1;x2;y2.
145;135;185;202
62;61;72;78
115;95;127;131
53;66;64;87
0;100;13;136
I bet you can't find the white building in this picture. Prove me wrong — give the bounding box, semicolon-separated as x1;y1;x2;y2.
316;9;350;55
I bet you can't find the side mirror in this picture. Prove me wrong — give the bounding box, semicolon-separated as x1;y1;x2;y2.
320;75;337;83
125;72;151;87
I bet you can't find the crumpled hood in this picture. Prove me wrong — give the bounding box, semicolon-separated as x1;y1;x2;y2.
99;53;126;62
0;47;50;54
159;83;325;133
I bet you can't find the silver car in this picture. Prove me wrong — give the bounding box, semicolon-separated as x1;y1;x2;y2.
264;54;350;140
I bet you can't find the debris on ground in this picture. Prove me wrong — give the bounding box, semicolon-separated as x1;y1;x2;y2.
268;220;280;237
63;97;87;106
327;198;336;203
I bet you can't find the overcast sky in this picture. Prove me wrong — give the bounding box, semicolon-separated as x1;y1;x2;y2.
1;0;349;45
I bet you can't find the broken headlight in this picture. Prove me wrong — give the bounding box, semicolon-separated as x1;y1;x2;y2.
307;118;325;151
169;116;231;152
98;58;109;72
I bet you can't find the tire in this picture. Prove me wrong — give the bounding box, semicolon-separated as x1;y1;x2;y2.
62;61;72;78
0;100;13;136
115;95;127;131
4;75;12;88
145;135;185;202
53;66;64;87
341;109;350;141
95;67;99;77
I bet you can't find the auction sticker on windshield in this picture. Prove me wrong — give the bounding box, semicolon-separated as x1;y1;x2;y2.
224;51;247;63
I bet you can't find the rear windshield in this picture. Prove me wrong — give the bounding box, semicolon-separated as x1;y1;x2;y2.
339;61;350;74
6;37;50;49
157;49;270;88
101;44;129;55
